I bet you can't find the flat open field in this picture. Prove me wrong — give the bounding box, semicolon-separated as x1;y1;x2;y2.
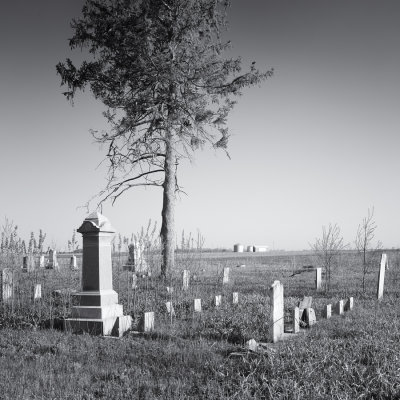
0;249;399;399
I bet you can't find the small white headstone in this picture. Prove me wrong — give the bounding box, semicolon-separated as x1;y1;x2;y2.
315;268;322;291
182;270;189;291
377;253;387;300
215;294;222;307
222;267;230;284
245;339;258;351
166;286;174;294
70;255;78;270
324;304;332;319
33;284;42;300
194;298;202;313
269;280;284;343
39;255;45;268
166;301;175;316
232;292;239;304
293;307;300;334
143;312;154;332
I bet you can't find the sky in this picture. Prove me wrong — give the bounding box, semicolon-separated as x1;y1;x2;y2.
1;0;400;251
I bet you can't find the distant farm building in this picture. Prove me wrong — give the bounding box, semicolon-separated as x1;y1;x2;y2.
233;244;244;252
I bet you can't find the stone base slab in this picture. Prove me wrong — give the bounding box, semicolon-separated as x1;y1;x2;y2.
72;290;119;307
71;304;123;319
65;315;132;337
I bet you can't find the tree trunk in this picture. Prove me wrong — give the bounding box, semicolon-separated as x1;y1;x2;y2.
160;132;176;278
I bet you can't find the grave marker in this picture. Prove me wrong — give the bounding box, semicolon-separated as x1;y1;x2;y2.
377;253;387;300
182;270;189;291
65;212;132;336
232;292;239;304
344;297;353;311
166;301;175;316
131;274;138;290
335;300;344;315
293;307;300;334
123;243;135;271
39;255;45;268
33;284;42;300
141;312;154;332
315;268;322;291
194;298;202;313
269;280;284;343
46;249;59;270
222;267;230;284
302;308;317;327
1;269;13;301
215;295;222;307
323;304;332;319
70;255;78;270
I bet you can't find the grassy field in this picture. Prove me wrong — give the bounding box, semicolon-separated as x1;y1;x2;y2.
0;250;399;399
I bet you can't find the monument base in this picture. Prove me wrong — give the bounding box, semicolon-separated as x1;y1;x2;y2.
65;290;132;337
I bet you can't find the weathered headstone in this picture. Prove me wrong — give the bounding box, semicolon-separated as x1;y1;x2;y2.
323;304;332;319
141;311;154;332
232;292;239;304
335;299;344;315
215;294;222;307
70;255;78;270
293;307;300;333
165;301;175;316
65;212;132;337
269;280;284;343
182;270;189;291
131;274;138;290
222;267;230;284
46;249;59;270
194;298;202;313
123;243;135;271
344;297;353;311
33;284;42;300
1;269;13;301
39;255;45;268
302;308;317;327
315;268;322;291
166;286;174;294
377;253;387;300
133;241;148;274
298;296;312;320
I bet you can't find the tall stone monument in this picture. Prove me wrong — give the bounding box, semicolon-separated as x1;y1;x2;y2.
269;280;284;343
65;212;132;337
377;253;387;300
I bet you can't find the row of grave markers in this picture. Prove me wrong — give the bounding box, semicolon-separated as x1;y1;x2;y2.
21;251;78;272
269;280;355;343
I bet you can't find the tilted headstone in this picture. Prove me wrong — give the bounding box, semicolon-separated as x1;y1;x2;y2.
344;297;353;311
335;300;344;315
298;296;312;320
1;269;13;301
302;308;317;327
377;253;387;300
232;292;239;304
46;249;59;270
33;284;42;300
292;307;300;334
70;255;78;270
315;268;322;291
141;311;154;332
65;212;132;337
182;270;189;291
194;298;202;313
269;280;284;343
222;267;230;284
323;304;332;319
215;294;222;307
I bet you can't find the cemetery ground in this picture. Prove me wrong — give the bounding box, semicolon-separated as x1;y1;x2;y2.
0;251;400;399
